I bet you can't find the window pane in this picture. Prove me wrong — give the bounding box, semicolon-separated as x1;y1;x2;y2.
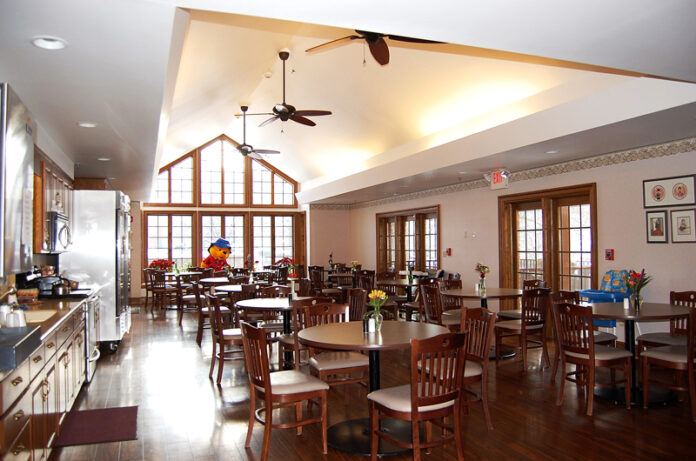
147;215;169;263
222;140;246;204
253;216;272;267
557;204;592;290
171;215;193;267
201;140;222;204
274;175;294;205
170;157;193;204
201;216;222;260
274;216;293;261
404;218;416;269
252;161;272;205
387;219;396;270
425;217;438;269
151;171;169;203
515;208;544;284
225;216;245;267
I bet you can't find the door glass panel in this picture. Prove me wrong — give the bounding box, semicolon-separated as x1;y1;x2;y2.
557;203;592;290
515;208;544;286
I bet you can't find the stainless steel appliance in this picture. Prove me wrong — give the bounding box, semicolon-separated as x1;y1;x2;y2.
48;211;72;252
60;191;131;351
0;83;35;278
84;291;101;382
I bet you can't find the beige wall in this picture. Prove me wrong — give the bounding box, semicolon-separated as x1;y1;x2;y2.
310;150;696;315
309;207;352;267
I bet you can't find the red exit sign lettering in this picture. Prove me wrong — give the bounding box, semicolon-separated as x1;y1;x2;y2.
490;170;509;190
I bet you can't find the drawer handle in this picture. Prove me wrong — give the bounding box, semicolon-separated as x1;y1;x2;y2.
11;444;25;455
33;355;43;363
13;409;24;421
11;376;23;386
47;342;55;349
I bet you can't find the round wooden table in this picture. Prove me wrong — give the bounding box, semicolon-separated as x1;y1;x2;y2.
199;277;230;285
591;301;691;405
299;321;448;456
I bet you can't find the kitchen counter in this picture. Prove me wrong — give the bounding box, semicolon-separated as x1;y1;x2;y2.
0;293;91;380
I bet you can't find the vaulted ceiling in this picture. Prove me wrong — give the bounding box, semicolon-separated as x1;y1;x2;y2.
1;1;695;202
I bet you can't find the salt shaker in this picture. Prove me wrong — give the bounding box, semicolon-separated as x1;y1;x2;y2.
623;297;630;310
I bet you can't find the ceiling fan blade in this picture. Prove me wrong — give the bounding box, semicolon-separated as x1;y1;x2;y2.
248;152;263;160
253;149;280;155
289;114;316;127
368;38;390;65
386;34;443;44
236;112;273;117
294;110;332;117
259;116;279;127
305;35;361;53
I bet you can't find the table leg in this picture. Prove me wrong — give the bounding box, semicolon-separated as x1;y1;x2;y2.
368;350;380;392
483;297;516;359
406;286;413;303
282;311;293;370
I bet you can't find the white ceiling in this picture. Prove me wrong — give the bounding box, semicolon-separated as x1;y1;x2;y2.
1;0;695;203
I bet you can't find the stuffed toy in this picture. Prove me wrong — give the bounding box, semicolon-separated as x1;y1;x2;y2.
201;238;231;271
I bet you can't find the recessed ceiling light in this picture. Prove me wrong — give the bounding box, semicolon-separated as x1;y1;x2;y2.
77;122;97;128
458;171;468;174
546;150;559;154
97;157;111;161
31;36;67;50
264;71;273;79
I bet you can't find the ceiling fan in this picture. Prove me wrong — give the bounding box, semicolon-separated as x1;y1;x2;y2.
306;29;442;66
235;105;280;159
251;50;332;127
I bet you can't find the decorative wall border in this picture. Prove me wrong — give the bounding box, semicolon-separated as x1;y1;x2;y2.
309;136;696;211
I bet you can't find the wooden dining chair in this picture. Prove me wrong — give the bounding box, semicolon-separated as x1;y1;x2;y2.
192;283;230;346
641;308;696;421
421;284;445;325
549;290;617;382
306;303;369;403
176;272;201;327
240;321;329;461
438;278;463;313
142;268;154;313
356;274;375;292
498;279;548;320
278;299;312;370
346;288;368;321
637;291;696;351
495;287;551;372
297;278;312;297
460;307;497;430
368;332;467;461
150;270;177;319
400;277;439;322
552;302;632;416
204;294;244;384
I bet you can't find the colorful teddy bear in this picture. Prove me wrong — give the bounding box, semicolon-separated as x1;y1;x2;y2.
201;238;231;271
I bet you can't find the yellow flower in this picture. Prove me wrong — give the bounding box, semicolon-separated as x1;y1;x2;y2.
368;290;387;301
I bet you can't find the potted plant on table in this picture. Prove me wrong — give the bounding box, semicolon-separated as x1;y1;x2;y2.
625;269;651;309
149;259;173;272
363;289;388;332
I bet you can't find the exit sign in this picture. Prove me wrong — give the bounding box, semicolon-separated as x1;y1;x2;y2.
490;170;509;190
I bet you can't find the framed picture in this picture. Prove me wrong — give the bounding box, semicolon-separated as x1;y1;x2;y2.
646;210;668;243
670;208;696;243
643;174;695;208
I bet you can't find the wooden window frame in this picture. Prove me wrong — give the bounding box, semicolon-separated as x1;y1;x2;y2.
376;206;440;273
199;212;248;266
142;211;197;268
250;158;298;209
498;183;598;305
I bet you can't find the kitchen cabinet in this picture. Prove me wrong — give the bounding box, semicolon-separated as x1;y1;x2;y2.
33;147;73;254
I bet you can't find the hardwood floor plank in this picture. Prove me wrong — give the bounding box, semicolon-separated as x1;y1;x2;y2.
49;305;695;461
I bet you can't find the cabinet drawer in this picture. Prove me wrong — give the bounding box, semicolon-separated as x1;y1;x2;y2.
0;387;30;454
0;361;29;417
43;331;58;362
3;418;31;461
55;316;74;348
29;343;46;382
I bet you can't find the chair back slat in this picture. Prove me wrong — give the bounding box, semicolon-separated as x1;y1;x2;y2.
151;270;169;289
670;291;696;335
521;287;551;327
551;290;580;305
438;279;462;291
462;308;497;362
306;303;348;326
356;274;374;291
298;278;312;297
347;288;368;321
376;272;396;281
228;275;248;285
259;285;291;298
204;293;227;338
240;283;262;300
411;333;466;410
523;279;548;290
421;284;444;324
240;321;271;395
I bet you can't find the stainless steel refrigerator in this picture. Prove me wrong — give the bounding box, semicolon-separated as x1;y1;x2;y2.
60;190;131;350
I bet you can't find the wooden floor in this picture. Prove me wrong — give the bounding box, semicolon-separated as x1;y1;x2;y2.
49;304;695;461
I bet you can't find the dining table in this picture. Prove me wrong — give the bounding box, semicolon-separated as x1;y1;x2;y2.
590;301;691;405
298;320;448;456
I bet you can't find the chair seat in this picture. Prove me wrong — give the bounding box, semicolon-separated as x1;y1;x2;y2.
201;306;230;314
221;328;242;339
367;384;454;413
261;321;284;333
309;351;369;371
641;345;691;364
495;319;544;331
565;344;632;361
497;309;521;320
279;333;295;345
637;332;687;347
255;370;329;395
593;330;617;344
321;288;342;295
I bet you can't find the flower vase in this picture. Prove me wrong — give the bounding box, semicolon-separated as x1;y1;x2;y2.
372;311;384;332
290;279;296;300
630;293;643;310
479;276;486;292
